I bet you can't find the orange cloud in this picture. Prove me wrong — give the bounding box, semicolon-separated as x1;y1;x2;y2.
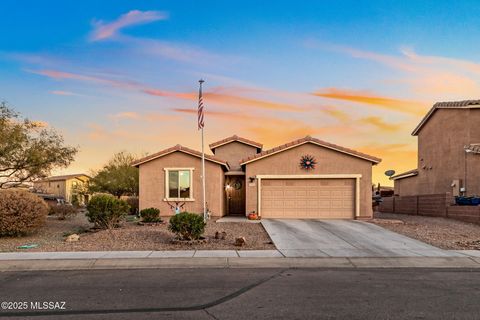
314;43;480;99
313;88;426;115
359;116;402;132
110;112;140;120
91;10;168;41
29;69;141;90
320;107;351;122
401;48;480;76
50;90;77;96
172;108;253;121
109;111;179;123
32;68;306;113
146;89;303;112
359;143;418;186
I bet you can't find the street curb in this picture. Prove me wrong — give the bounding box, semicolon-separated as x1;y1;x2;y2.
1;257;480;271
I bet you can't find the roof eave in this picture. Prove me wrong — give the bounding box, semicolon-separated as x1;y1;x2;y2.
132;149;229;169
390;172;419;180
240;140;381;165
209;139;263;151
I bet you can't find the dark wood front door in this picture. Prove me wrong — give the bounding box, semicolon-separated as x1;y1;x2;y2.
226;176;246;215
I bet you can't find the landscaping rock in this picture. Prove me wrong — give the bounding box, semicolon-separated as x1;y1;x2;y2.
235;237;246;246
215;231;227;240
65;234;80;242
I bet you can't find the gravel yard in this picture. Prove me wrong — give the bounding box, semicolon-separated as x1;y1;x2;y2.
371;212;480;250
0;213;274;252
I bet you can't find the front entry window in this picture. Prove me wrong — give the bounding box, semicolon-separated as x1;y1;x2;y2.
166;169;193;200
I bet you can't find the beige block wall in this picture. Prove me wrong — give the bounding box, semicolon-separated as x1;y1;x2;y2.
213;142;259;171
138;152;225;216
244;143;374;218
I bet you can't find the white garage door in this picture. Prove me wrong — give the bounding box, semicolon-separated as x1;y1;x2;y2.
260;178;355;219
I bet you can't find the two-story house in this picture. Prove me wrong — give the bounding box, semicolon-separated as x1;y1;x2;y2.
392;100;480;197
33;174;90;205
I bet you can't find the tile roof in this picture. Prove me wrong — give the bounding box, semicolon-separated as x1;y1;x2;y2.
36;174;90;182
240;136;381;165
412;99;480;136
131;144;229;169
465;144;480;154
390;169;419;180
209;135;263;150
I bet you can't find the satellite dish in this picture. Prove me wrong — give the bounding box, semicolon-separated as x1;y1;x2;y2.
385;170;395;177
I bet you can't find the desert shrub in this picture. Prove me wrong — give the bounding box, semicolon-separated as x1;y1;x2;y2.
0;190;49;236
140;207;161;223
49;204;78;220
86;194;129;229
71;194;80;207
168;212;205;240
125;196;139;215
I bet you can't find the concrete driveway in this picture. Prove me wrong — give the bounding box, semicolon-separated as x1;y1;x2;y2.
261;219;462;258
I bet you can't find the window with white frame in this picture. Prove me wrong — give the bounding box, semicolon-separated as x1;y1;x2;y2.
165;168;194;200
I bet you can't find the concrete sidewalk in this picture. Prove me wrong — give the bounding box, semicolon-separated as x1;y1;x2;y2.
0;250;480;271
1;249;479;260
0;250;284;260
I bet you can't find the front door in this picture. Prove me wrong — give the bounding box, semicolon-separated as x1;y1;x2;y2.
226;176;246;215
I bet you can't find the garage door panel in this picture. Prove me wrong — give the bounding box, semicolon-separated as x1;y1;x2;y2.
293;190;306;197
261;178;355;219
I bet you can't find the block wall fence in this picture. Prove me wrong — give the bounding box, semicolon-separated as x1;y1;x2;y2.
378;193;480;224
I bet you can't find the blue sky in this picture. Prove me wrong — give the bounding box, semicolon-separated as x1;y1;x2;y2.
1;0;480;184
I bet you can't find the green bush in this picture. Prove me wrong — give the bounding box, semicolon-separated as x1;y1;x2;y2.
0;190;49;236
140;207;162;223
49;204;78;220
168;212;205;240
86;194;129;229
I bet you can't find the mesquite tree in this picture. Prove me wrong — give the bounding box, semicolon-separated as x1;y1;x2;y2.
0;102;77;188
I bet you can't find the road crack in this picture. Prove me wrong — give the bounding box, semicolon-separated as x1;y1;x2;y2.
0;269;288;318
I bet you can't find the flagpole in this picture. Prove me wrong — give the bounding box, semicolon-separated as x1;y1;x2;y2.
199;79;207;222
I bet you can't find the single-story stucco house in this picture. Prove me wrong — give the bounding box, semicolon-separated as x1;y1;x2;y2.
132;135;381;219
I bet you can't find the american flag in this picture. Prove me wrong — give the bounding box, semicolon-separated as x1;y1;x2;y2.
198;80;205;130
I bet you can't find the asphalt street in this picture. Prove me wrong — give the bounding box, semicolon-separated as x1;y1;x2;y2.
1;268;480;319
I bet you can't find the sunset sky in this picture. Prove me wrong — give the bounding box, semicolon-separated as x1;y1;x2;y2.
2;1;480;185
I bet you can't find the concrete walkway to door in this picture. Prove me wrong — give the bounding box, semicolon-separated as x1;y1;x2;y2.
261;219;465;258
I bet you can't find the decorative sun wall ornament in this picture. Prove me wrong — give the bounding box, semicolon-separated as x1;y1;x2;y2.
299;155;317;170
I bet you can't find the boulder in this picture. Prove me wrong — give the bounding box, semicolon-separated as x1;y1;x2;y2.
235;237;246;247
65;234;80;242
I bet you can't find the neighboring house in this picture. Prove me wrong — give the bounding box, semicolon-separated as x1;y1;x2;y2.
392;99;480;197
132;135;381;219
33;174;90;204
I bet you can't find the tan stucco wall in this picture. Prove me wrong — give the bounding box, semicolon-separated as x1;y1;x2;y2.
213;142;258;171
34;180;67;198
34;176;89;203
244;143;375;218
138;151;225;216
393;176;419;196
402;108;480;196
